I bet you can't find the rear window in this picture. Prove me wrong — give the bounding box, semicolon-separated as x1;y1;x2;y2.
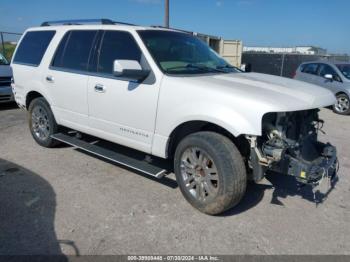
13;30;56;66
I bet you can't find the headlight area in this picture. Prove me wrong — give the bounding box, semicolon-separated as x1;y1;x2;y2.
246;109;338;186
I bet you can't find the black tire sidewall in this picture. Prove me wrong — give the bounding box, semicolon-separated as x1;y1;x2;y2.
174;132;246;215
28;97;59;147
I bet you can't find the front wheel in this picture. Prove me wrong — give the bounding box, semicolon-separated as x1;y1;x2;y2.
174;131;247;215
333;93;350;115
28;97;60;148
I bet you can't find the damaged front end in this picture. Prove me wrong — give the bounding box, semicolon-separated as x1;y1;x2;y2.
246;109;338;186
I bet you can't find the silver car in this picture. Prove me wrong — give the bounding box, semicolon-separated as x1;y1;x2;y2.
0;53;14;104
294;61;350;115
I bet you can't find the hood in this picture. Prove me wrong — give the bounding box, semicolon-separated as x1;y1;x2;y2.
185;72;336;112
0;65;12;77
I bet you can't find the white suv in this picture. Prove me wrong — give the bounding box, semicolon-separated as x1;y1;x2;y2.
11;19;338;214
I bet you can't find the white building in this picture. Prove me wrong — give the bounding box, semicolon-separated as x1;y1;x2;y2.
243;46;327;55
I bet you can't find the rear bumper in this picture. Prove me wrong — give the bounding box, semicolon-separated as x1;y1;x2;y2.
0;86;14;103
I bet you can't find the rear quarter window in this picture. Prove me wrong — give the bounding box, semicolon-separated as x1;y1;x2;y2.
13;30;56;66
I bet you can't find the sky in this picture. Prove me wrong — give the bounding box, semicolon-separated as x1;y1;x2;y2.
0;0;348;54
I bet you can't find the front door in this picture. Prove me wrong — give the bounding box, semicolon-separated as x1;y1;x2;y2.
87;30;160;153
314;63;343;92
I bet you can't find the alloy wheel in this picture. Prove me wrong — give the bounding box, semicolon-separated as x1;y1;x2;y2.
335;96;350;113
32;105;50;141
180;147;219;202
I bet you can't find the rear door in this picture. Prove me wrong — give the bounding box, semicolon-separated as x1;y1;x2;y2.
314;63;343;93
296;63;319;83
46;30;99;129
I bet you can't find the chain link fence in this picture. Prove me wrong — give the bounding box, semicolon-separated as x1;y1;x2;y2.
0;31;22;62
242;52;350;78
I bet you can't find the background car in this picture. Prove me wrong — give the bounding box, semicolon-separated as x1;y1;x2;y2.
294;61;350;115
0;53;14;104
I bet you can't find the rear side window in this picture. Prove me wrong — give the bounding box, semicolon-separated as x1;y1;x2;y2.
51;33;70;68
302;63;318;75
51;30;98;71
97;31;142;74
13;31;56;66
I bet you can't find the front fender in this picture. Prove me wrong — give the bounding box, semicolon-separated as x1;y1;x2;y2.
156;102;264;138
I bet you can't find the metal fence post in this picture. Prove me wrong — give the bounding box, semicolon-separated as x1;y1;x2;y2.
0;31;23;60
0;32;6;58
280;53;285;77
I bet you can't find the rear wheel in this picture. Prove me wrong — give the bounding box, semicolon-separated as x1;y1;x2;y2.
28;97;60;147
174;131;247;215
333;93;350;115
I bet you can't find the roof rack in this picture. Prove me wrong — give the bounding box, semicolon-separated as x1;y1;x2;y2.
41;19;136;27
150;25;191;34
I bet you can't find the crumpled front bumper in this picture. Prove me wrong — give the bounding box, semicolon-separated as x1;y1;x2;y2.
282;144;338;185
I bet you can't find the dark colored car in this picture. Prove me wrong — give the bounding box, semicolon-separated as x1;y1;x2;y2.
0;53;14;104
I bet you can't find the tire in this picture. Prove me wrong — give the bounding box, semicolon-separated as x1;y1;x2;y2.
28;97;60;148
174;131;247;215
333;93;350;115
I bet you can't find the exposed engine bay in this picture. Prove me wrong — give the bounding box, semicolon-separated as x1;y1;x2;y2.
246;109;338;186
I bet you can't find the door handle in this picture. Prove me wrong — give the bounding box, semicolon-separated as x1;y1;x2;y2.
46;76;54;83
94;84;106;93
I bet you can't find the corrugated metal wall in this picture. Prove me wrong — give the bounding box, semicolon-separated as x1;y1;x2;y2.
221;40;243;67
195;33;243;67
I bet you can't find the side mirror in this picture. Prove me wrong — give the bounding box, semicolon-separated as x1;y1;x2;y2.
113;60;150;82
324;74;333;80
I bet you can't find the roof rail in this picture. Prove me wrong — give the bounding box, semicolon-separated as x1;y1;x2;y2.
150;25;192;34
41;19;136;27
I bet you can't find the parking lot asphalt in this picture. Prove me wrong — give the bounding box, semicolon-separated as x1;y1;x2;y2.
0;103;349;255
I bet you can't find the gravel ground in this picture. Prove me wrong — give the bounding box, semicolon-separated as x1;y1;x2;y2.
0;103;349;255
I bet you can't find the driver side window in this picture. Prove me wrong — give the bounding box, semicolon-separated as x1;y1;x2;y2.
97;31;142;75
318;64;341;82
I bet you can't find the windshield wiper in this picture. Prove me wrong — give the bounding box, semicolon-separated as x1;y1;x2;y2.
216;65;234;69
166;63;226;73
216;65;242;72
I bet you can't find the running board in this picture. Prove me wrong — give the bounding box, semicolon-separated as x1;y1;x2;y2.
51;133;167;178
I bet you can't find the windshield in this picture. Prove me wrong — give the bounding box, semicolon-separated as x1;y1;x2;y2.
0;53;9;65
336;64;350;80
138;30;241;75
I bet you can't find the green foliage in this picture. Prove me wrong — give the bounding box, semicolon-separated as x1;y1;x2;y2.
0;42;17;61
